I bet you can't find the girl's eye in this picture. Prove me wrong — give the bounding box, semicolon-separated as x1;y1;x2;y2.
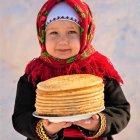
68;31;77;34
50;31;58;35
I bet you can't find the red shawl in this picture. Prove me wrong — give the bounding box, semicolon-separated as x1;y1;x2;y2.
25;0;123;87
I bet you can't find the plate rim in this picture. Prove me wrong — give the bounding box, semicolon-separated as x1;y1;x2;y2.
32;107;105;122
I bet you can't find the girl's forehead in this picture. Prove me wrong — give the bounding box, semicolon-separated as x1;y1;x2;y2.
46;20;80;30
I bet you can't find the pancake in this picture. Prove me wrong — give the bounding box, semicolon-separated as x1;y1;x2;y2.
35;74;105;116
37;74;103;91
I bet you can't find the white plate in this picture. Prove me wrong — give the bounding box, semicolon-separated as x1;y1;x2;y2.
32;107;105;123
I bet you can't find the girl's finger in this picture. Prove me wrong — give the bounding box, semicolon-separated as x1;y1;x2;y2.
84;119;91;124
62;122;72;128
92;114;99;120
42;119;49;126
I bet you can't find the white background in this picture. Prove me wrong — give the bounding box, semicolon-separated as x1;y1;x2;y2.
0;0;140;139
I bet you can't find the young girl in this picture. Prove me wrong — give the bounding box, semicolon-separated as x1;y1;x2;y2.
12;0;130;140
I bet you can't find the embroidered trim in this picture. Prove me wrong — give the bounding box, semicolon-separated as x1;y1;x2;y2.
92;113;106;138
36;120;50;140
46;16;80;25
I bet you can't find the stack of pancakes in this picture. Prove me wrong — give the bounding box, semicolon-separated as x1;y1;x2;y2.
35;74;105;116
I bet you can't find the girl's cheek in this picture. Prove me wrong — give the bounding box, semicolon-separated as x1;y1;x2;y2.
46;36;57;41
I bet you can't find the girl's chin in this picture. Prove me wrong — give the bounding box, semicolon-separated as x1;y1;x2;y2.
56;57;71;59
54;55;75;60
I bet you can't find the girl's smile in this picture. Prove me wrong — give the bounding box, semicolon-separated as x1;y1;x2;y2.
56;49;71;53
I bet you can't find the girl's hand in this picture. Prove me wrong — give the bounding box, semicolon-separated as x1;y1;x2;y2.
42;119;72;136
73;114;100;131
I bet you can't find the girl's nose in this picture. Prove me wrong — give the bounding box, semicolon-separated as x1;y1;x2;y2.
58;34;69;45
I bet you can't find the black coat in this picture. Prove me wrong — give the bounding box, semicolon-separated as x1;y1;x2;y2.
12;74;130;140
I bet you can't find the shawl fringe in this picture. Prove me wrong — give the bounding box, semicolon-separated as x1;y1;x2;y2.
25;52;123;86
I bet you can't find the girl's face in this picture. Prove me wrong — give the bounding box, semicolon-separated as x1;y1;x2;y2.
45;20;80;59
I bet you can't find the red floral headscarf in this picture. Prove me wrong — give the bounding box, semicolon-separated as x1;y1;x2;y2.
25;0;123;86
